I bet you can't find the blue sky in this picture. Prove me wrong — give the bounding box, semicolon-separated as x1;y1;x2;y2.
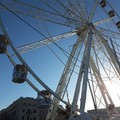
0;1;76;110
0;0;120;111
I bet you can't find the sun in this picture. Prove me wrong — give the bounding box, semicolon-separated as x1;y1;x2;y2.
104;80;120;107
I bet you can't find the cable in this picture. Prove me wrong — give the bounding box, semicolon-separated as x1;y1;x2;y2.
56;0;87;23
0;2;85;74
14;0;78;28
0;16;69;106
39;0;85;27
0;2;114;86
0;3;71;60
14;0;75;23
75;0;89;19
66;0;88;21
40;13;80;75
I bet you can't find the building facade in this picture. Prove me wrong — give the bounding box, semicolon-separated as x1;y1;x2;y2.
0;91;51;120
88;107;120;120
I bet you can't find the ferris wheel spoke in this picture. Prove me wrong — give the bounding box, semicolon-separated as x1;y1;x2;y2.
96;30;120;59
76;0;89;19
88;0;99;22
97;55;117;82
97;95;106;108
88;80;97;110
3;1;62;19
6;51;16;66
65;0;88;21
110;39;120;69
93;38;115;77
61;41;84;100
13;0;69;20
6;0;80;28
90;69;98;106
93;17;114;27
13;30;77;55
90;57;113;106
42;17;79;28
95;38;120;78
94;29;120;76
40;0;85;28
96;26;120;40
56;0;87;24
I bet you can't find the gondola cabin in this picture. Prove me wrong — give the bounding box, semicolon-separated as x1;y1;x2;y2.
12;64;28;83
37;90;51;108
0;35;9;54
108;10;115;17
39;90;51;98
100;0;106;8
116;21;120;29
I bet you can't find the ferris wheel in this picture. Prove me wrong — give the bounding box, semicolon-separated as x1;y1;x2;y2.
0;0;120;120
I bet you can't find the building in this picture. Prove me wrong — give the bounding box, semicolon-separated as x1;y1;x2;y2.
0;97;38;120
88;106;120;120
0;90;51;120
88;108;108;120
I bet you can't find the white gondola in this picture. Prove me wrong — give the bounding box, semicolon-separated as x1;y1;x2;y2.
108;10;115;17
12;64;28;83
39;90;51;97
100;0;106;8
0;35;9;54
37;90;51;108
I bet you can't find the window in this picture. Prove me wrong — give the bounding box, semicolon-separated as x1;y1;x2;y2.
16;110;18;114
27;117;29;120
39;111;41;115
27;109;30;114
23;109;25;113
28;103;31;106
34;110;36;113
23;103;26;106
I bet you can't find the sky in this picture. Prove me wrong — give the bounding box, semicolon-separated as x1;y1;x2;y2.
0;0;120;112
